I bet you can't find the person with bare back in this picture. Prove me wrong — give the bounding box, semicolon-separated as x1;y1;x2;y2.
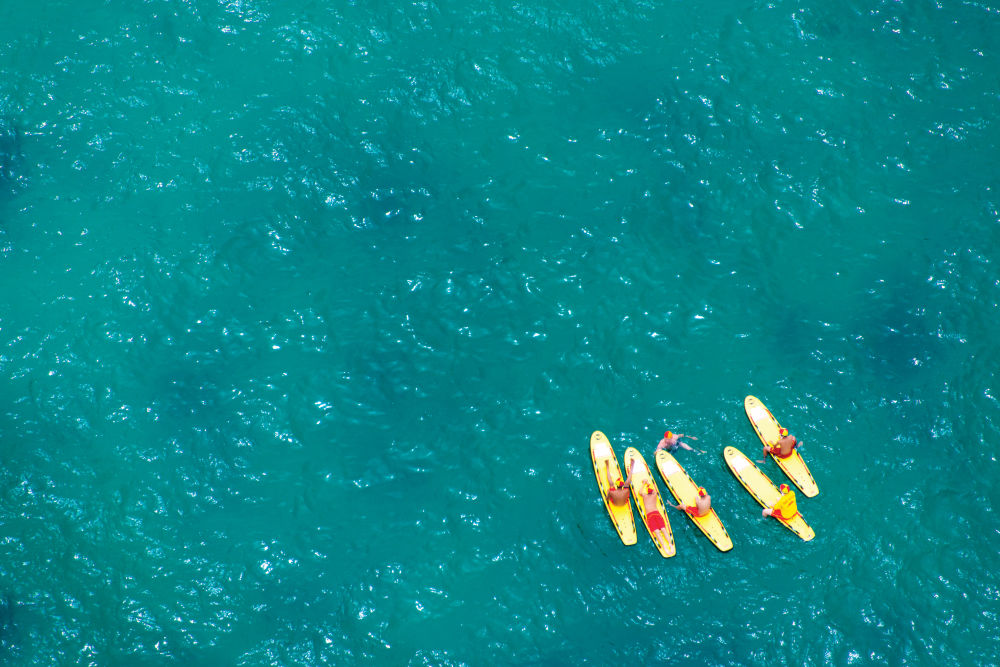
637;481;671;546
757;428;802;463
668;486;712;518
605;458;633;507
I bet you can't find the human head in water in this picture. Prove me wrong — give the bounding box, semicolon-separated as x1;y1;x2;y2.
779;483;790;493
779;428;789;437
697;487;707;497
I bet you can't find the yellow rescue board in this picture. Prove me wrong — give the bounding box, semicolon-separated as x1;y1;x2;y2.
623;447;675;557
655;450;733;552
744;395;818;497
724;446;814;541
590;431;637;546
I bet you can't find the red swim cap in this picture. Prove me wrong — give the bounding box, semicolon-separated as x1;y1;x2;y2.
664;431;673;439
697;487;707;497
779;484;790;493
779;428;789;436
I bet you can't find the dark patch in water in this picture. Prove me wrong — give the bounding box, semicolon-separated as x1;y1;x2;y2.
0;593;20;662
0;115;25;200
864;278;943;382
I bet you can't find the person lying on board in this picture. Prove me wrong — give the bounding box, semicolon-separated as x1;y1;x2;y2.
762;484;798;520
638;483;671;546
605;458;634;507
667;486;712;518
656;430;706;454
757;428;802;462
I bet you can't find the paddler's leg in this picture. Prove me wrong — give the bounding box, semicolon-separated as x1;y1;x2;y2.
757;445;770;464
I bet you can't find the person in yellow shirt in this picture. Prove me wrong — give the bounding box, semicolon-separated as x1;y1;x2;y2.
762;484;798;520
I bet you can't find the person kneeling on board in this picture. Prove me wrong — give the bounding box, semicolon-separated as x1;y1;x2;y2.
757;428;802;462
638;484;671;545
656;430;706;454
605;459;634;507
668;486;712;518
762;484;798;520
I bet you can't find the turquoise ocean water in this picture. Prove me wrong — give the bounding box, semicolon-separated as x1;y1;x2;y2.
1;1;999;664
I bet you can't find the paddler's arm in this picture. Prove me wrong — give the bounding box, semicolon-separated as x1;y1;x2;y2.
622;458;636;486
603;461;617;488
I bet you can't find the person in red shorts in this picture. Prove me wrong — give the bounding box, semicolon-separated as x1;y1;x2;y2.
668;486;712;518
605;458;635;507
638;484;671;546
758;428;802;462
